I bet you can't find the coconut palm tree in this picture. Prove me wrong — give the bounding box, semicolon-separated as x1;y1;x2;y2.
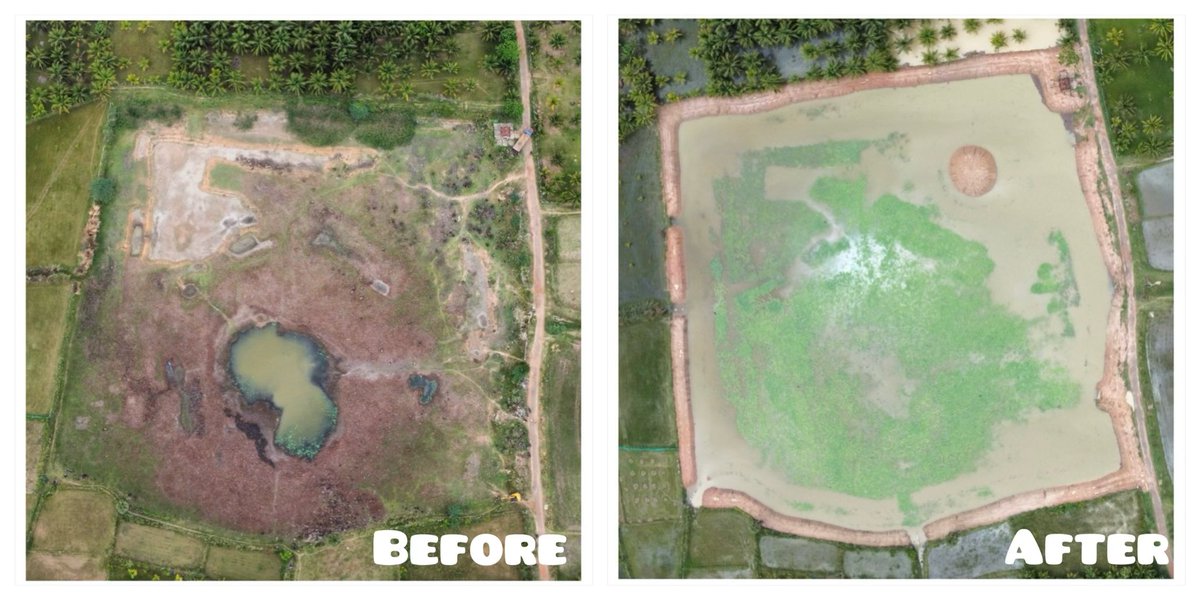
1154;37;1173;61
377;60;398;84
419;59;440;78
963;19;982;34
1012;29;1027;43
990;31;1008;51
940;23;957;40
944;47;960;61
918;26;938;47
1147;19;1172;38
894;34;914;54
1133;43;1152;66
284;70;305;95
330;68;353;93
921;49;940;65
1105;27;1125;47
1141;114;1164;136
306;70;328;94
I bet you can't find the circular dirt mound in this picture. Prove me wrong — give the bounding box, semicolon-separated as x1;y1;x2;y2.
949;145;997;197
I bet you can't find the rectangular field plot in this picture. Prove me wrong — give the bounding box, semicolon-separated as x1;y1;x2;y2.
621;520;686;579
26;552;105;581
26;101;106;267
758;536;840;574
31;489;116;556
688;509;757;569
26;282;72;414
926;522;1022;579
618;319;676;447
204;546;282;580
113;522;206;569
619;450;684;523
543;342;581;531
843;547;916;578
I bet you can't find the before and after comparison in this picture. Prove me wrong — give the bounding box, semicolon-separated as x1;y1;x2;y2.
10;3;1189;594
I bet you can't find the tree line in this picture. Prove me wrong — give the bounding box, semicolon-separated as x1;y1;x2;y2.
27;20;523;119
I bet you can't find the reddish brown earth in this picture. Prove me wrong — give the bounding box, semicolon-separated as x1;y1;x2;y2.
65;141;496;540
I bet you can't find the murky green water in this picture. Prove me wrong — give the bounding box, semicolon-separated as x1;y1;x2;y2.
229;323;336;459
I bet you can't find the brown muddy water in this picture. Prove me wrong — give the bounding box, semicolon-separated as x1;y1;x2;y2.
676;74;1118;531
229;323;336;460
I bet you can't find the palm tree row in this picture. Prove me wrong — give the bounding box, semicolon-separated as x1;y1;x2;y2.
690;19;905;97
163;20;467;96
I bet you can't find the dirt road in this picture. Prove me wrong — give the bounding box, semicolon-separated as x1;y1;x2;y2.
514;20;551;582
1077;19;1172;575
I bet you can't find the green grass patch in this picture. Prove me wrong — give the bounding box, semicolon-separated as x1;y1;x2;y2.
542;342;581;531
204;546;282;580
619;318;676;447
26;282;73;414
207;162;246;192
1030;230;1080;336
26;100;107;267
687;509;758;569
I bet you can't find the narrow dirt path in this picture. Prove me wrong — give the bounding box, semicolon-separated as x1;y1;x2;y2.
1078;19;1172;575
514;20;551;582
392;171;523;204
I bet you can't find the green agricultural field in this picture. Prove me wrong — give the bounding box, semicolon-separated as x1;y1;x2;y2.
618;318;675;447
542;341;581;531
1089;19;1174;159
1010;490;1162;576
687;509;758;570
621;520;687;579
618;126;668;304
404;510;528;580
204;546;282;580
711;140;1079;511
26;282;73;414
31;489;117;556
26;100;106;267
112;522;207;569
619;450;685;524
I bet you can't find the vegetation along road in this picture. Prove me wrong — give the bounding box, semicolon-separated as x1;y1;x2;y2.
1078;18;1171;576
514;19;550;582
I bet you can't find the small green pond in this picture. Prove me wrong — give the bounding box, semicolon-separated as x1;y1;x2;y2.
229;323;336;459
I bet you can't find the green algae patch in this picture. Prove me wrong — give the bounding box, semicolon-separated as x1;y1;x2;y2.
229;323;336;459
711;140;1079;500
